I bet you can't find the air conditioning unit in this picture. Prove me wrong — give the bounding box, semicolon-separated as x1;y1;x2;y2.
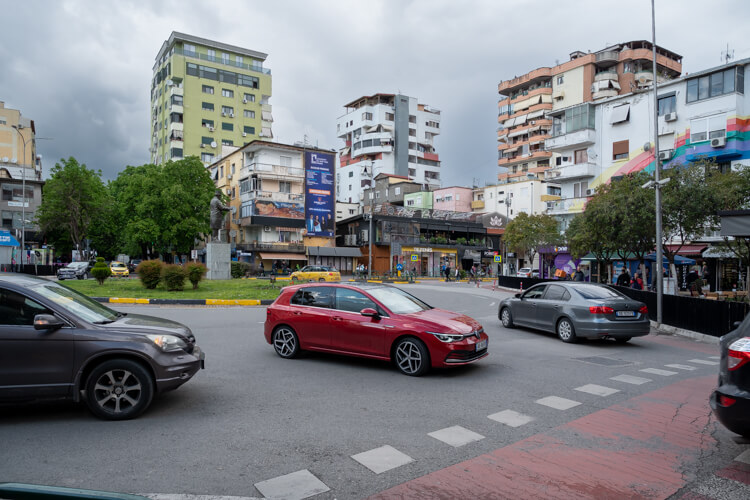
585;188;594;196
658;149;673;161
208;126;214;132
242;132;247;137
664;112;677;122
243;99;248;104
221;112;226;117
229;113;234;118
263;225;272;232
227;174;232;180
200;143;206;148
360;229;369;241
711;137;726;148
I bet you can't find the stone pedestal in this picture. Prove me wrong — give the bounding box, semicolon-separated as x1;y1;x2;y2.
206;242;231;280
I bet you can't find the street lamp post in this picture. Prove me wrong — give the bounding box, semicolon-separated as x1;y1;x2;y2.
503;194;512;275
651;0;664;326
363;163;375;279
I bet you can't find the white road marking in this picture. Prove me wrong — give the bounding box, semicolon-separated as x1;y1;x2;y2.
688;359;720;365
665;364;698;371
428;425;485;447
352;445;414;474
254;469;329;500
610;374;652;385
488;409;535;427
708;356;720;360
640;368;678;376
535;396;582;410
736;449;750;465
574;384;620;396
145;495;262;500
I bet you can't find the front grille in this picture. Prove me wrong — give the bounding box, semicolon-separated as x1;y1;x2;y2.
445;348;488;363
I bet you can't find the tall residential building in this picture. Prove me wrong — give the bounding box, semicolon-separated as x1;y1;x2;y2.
497;41;682;184
0;101;44;252
336;94;441;205
150;32;272;166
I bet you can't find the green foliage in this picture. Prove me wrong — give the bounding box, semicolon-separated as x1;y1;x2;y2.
504;212;560;265
231;261;251;279
36;157;108;259
185;262;207;289
456;237;467;245
90;257;111;285
137;260;164;289
162;264;187;291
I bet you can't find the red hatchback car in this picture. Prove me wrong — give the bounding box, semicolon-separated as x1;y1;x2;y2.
264;283;489;376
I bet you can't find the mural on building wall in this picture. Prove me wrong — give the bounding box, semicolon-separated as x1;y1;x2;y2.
251;200;304;219
304;151;335;237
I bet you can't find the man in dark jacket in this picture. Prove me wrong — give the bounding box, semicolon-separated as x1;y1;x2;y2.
616;268;631;287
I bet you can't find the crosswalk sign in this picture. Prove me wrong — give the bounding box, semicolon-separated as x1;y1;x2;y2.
411;254;418;261
494;255;502;263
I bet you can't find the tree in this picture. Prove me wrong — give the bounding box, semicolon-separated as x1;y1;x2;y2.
36;157;108;259
565;198;618;283
504;212;560;268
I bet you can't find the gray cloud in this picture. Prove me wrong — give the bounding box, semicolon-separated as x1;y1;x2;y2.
2;0;749;187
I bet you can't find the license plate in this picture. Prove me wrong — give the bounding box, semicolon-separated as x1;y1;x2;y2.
475;339;487;351
616;310;635;317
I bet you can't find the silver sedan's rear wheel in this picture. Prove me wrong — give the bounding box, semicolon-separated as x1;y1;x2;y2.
394;337;430;376
557;318;578;343
272;326;300;359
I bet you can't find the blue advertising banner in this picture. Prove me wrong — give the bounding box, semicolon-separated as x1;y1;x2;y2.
304;151;335;237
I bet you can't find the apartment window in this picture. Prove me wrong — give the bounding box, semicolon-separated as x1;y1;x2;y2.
243;125;255;134
243;93;255;102
244;110;255;118
201;136;213;145
690;115;726;143
279;156;292;167
456;194;460;201
686;67;743;103
348;185;352;191
222;89;234;98
409;129;416;137
183;43;196;55
222;53;230;64
574;149;588;164
394;187;401;195
557;75;564;84
220;166;224;178
207;49;216;61
385;112;394;121
375;191;380;199
409;115;417;124
0;117;6;125
610;104;630;124
279;181;291;193
657;94;676;116
406;199;414;206
222;139;233;146
202;85;214;94
613;140;629;160
348;171;353;177
202;102;214;111
201;153;214;163
202;119;214;128
362;112;373;120
221;106;234;115
222;122;233;131
171;148;183;159
236;55;243;66
231;187;236;199
573;181;589;198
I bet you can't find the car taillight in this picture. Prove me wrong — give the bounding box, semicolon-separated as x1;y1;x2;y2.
718;394;737;407
727;337;750;371
639;305;648;314
589;305;614;314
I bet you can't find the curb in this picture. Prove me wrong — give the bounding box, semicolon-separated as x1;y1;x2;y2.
651;321;720;344
93;297;275;306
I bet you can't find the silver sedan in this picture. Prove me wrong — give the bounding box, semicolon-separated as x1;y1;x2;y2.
498;282;650;343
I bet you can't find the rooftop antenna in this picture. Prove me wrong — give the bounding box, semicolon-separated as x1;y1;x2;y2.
721;43;735;64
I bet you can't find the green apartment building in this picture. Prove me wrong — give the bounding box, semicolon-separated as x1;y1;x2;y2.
150;32;272;165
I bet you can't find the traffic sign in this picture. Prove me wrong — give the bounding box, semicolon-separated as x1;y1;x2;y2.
411;254;418;261
494;255;502;263
396;263;403;271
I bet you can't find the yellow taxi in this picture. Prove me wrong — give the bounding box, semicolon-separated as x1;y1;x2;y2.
109;261;130;277
290;265;341;282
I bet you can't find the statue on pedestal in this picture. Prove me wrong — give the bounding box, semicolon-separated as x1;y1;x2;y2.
210;190;230;242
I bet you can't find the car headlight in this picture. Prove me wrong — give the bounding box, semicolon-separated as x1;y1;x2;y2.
146;334;188;352
427;331;464;343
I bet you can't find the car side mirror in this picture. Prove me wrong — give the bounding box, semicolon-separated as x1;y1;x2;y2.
733;321;742;329
360;308;380;318
515;293;521;299
34;314;65;331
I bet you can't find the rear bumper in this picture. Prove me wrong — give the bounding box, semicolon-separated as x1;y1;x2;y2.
710;386;750;437
575;319;650;339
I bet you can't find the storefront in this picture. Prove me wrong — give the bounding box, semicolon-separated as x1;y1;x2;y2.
539;246;580;280
307;246;362;275
398;246;457;277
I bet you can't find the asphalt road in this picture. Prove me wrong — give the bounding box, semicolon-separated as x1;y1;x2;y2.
1;282;748;499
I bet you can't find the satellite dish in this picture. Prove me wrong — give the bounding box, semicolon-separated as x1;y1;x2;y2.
1;157;8;163
210;141;217;148
643;142;651;152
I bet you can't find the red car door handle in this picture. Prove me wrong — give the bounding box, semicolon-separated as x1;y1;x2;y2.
333;316;343;321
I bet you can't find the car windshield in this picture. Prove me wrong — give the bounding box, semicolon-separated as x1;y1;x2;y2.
572;285;626;300
67;262;88;269
367;287;432;314
31;281;120;323
111;262;124;267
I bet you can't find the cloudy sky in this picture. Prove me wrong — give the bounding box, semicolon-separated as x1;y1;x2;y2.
2;0;749;187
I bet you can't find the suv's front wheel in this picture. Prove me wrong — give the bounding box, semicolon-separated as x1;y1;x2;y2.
84;359;154;420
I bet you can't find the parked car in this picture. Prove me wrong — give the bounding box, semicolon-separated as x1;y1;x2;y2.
516;268;539;278
290;265;341;282
109;261;129;277
56;261;92;280
710;323;750;437
498;282;650;343
0;273;205;420
127;259;142;273
264;283;488;376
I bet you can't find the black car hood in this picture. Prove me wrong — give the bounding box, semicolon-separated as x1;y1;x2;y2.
98;313;194;341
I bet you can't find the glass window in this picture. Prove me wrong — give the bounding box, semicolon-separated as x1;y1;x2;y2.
31;282;119;324
367;287;432;314
236;55;243;65
202;102;214;111
207;49;216;60
724;68;736;93
657;95;676;116
244;93;255;102
335;288;377;313
222;122;233;131
202;136;213;145
243;126;255;134
222;89;234;98
202;119;214;128
183;43;196;55
543;285;567;301
279;181;291;193
202;85;214;94
522;285;546;299
186;62;199;76
698;76;710;100
222;106;234;115
201;153;214;163
221;139;233;146
572;285;627;300
290;287;333;308
686;79;698;102
221;53;229;64
0;289;50;326
710;72;724;97
244;110;255;118
709;115;726;139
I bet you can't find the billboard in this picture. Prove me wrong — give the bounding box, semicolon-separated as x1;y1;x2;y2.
251;200;304;219
304;151;335;237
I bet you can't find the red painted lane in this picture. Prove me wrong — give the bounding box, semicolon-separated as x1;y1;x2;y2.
369;376;716;500
715;461;750;485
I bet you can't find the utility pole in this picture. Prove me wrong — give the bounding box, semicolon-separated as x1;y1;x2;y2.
364;163;375;279
651;0;664;327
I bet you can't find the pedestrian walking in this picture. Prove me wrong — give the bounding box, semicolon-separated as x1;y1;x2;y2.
445;264;451;281
616;267;630;287
574;265;585;282
259;261;265;277
454;267;460;281
631;272;643;290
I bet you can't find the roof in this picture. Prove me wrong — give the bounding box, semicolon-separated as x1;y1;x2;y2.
156;31;268;63
0;273;50;287
206;140;336;169
343;93;396;109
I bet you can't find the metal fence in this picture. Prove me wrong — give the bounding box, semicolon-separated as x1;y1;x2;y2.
495;276;748;337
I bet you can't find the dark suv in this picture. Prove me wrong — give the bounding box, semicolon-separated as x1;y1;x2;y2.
711;322;750;437
56;261;93;280
0;273;205;420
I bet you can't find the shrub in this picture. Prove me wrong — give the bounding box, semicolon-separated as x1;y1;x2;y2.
90;257;111;285
162;264;187;291
185;262;207;289
456;237;467;245
231;261;251;279
137;260;163;289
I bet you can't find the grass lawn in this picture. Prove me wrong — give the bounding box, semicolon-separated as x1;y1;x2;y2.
61;277;285;300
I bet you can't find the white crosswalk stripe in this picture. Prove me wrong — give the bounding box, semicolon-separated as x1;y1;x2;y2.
640;368;678;376
611;374;652;385
428;425;485;447
352;445;414;474
665;364;697;370
254;469;330;500
488;409;535;427
688;359;720;365
536;396;581;410
574;384;620;396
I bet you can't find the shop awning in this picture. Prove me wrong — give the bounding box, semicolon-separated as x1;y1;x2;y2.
0;231;20;247
646;253;696;265
527;110;545;119
664;244;707;255
307;247;362;257
259;252;307;260
334;247;362;257
507;129;527;139
702;247;737;259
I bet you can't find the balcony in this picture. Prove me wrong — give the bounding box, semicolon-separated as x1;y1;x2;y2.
595;50;619;65
498;67;553;93
176;47;272;75
236;241;306;252
592;88;619;100
546;196;588;215
169;122;184;132
634;71;653;86
594;70;618;82
170;104;184;114
239;190;304;204
545;128;596;151
242;162;304;179
170;87;184;97
471;200;485;209
497;150;552;167
544;162;598;182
